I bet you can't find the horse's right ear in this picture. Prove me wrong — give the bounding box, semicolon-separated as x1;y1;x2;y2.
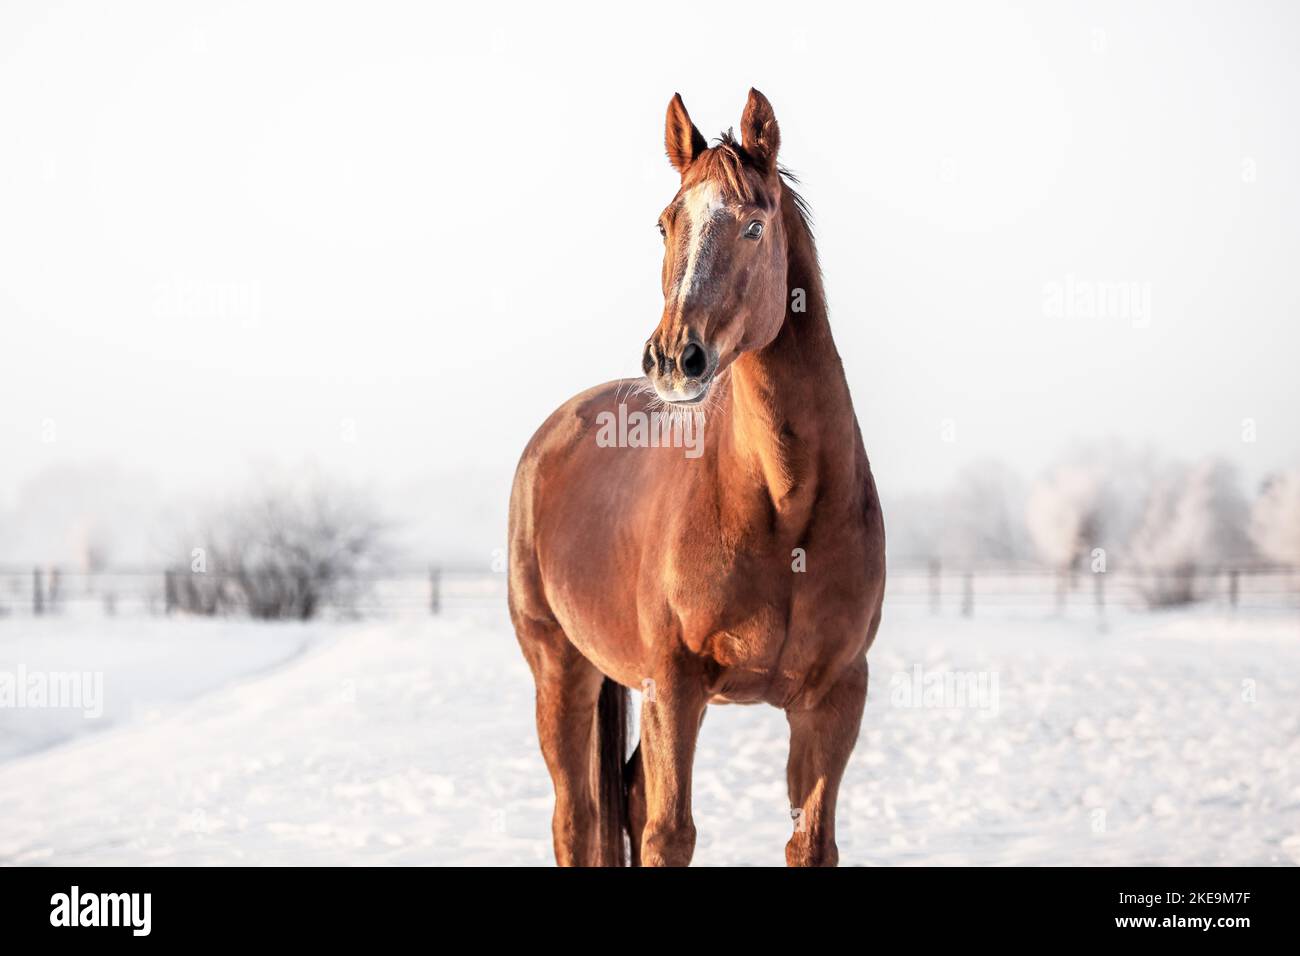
665;93;707;174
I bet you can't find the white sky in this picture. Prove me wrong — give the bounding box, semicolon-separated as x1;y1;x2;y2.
1;0;1298;556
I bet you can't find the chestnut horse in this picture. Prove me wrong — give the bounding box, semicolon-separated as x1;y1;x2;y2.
508;90;885;866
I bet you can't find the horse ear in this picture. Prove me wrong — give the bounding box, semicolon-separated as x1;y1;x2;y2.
665;93;707;174
740;88;780;173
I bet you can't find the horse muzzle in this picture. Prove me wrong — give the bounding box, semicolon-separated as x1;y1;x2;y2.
642;338;716;405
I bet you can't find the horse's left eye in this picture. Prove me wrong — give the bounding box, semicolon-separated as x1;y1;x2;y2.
744;220;764;240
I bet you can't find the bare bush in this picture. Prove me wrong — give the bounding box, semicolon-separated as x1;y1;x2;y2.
171;477;390;620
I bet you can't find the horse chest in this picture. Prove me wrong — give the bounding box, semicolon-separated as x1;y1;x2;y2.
663;524;871;704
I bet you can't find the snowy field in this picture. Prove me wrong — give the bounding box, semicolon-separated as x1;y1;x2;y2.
1;604;1298;866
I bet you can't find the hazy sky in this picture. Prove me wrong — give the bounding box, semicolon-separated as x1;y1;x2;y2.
2;1;1298;551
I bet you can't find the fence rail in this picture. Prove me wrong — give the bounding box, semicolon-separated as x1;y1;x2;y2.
1;563;1297;620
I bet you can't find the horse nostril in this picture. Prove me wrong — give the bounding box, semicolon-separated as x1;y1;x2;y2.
680;343;707;378
642;343;655;376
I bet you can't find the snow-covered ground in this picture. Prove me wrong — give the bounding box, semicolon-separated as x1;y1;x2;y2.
0;615;320;762
0;605;1297;866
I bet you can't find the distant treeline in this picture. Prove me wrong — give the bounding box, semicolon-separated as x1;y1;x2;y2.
885;442;1300;608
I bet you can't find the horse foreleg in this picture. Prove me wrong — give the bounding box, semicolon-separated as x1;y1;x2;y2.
784;657;867;867
520;622;605;866
638;669;707;867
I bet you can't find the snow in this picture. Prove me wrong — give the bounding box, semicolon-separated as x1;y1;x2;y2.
0;604;1297;866
0;615;320;763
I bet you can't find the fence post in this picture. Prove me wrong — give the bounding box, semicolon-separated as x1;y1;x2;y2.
1228;569;1239;610
1094;570;1105;629
164;568;178;615
430;566;441;615
929;559;941;614
961;571;973;618
32;566;44;616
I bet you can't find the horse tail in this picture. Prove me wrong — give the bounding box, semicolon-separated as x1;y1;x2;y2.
596;676;630;866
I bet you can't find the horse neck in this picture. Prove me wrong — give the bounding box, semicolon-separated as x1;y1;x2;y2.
721;185;860;518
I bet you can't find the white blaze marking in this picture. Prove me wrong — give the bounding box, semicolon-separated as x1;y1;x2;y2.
674;180;726;314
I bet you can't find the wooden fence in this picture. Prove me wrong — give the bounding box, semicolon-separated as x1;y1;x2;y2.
0;563;1297;619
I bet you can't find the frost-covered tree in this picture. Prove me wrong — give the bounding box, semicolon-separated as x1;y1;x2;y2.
940;459;1031;566
1249;469;1300;566
1026;441;1160;568
1128;458;1253;606
1026;465;1103;569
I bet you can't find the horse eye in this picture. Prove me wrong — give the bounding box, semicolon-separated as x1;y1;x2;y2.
744;220;764;240
656;223;666;239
